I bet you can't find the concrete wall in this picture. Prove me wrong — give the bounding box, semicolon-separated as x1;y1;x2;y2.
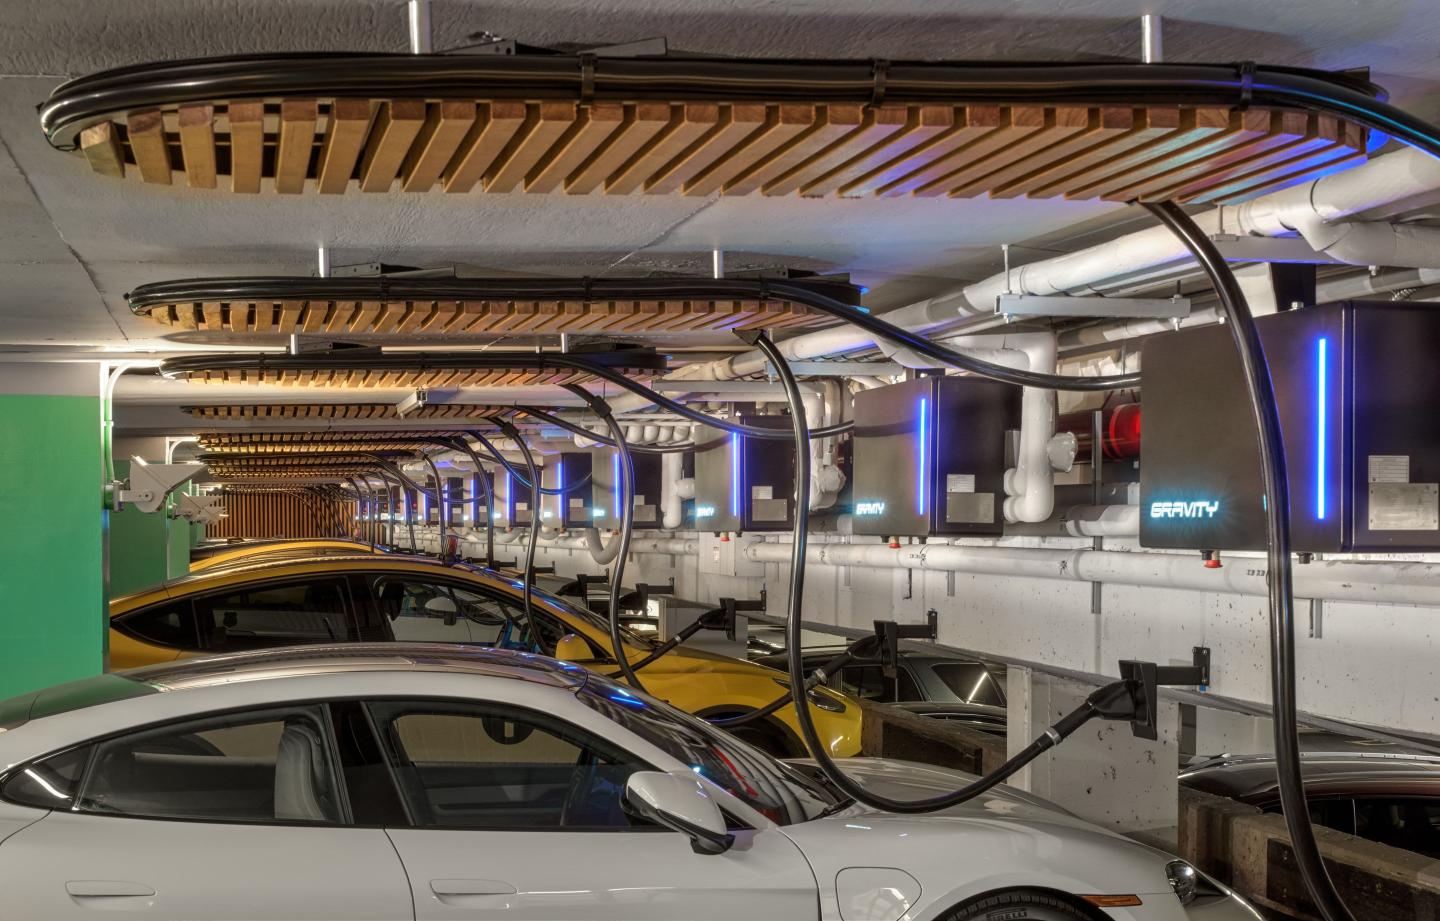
519;529;1440;740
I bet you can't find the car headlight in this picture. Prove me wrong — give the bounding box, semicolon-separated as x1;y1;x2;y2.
771;678;847;713
1166;860;1226;905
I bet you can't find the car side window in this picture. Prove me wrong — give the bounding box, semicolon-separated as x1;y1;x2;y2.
193;578;353;651
834;664;920;702
367;700;647;830
19;706;345;825
931;662;1006;707
116;599;199;650
1353;797;1440;857
373;578;511;646
1263;796;1356;836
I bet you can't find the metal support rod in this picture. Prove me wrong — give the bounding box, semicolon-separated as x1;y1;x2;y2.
1140;14;1163;64
317;244;330;278
712;248;725;279
560;384;644;692
407;0;432;54
492;421;543;646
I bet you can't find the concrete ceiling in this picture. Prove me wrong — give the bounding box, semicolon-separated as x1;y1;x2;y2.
2;0;1439;360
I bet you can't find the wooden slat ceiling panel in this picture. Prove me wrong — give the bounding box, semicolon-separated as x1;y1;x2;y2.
198;429;463;454
167;365;656;388
183;403;512;419
81;100;1363;204
143;295;827;333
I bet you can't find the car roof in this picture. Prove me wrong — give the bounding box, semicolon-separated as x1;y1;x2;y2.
130;643;589;691
1180;751;1440;802
0;644;588;733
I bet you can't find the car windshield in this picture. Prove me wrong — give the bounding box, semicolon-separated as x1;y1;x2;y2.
576;672;846;825
454;565;657;649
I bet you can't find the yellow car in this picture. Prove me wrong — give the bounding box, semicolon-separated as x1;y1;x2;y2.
190;538;381;572
109;554;861;757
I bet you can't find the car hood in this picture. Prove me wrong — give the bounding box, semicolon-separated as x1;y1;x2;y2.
793;757;1094;826
779;758;1182;897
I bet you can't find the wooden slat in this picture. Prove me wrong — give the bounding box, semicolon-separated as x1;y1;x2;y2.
523;103;623;193
993;107;1178;198
763;105;911;196
1210;122;1367;204
564;104;673;194
684;105;816;197
276;300;304;334
605;104;720;194
349;301;382;332
844;105;1004;197
935;106;1089;197
228;101;265;194
1106;109;1307;200
948;106;1108;197
1069;108;1267;199
802;105;952;197
316;98;374;194
79;122;125;178
1150;112;1337;201
1181;115;1350;203
485;103;578;193
643;104;768;194
177;104;216;189
1035;107;1227;198
726;104;865;196
441;102;528;193
401;100;476;192
885;106;1044;197
275;99;318;194
300;302;330;333
358;100;427;192
251;302;274;334
126;108;172;184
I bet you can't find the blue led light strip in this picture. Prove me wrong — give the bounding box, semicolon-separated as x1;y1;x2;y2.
917;396;929;516
469;475;478;523
612;451;621;517
730;432;740;518
557;459;565;520
1317;337;1328;520
504;470;513;521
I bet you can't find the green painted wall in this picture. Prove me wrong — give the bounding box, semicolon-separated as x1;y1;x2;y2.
108;459;172;597
0;393;105;699
166;485;192;579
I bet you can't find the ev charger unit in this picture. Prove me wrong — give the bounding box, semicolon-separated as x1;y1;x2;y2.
549;451;593;529
693;415;796;532
850;376;1021;537
1140;300;1440;552
590;448;663;528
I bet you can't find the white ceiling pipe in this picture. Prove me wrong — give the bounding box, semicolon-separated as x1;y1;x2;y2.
669;147;1440;382
661;450;686;529
740;539;1440;608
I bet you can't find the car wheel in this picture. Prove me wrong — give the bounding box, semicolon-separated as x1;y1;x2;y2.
943;890;1096;921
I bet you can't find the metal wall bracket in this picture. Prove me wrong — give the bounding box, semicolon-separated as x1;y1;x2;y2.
115;462;208;513
1119;646;1212;740
996;293;1191;320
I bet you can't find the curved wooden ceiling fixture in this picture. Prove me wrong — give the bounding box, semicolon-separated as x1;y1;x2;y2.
196;430;482;454
160;344;667;388
183;402;514;421
39;55;1387;204
128;275;854;335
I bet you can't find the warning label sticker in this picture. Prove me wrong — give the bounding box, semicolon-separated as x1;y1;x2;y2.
1369;455;1410;484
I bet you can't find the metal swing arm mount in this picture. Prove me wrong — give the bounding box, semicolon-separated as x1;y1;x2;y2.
1116;647;1213;740
712;587;766;641
557;571;611;598
618;577;675;614
871;609;938;679
114;462;208;514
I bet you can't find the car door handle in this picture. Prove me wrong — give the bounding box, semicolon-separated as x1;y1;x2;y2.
66;880;157;909
431;879;517;896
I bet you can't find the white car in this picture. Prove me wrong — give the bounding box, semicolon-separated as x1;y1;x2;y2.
0;644;1259;921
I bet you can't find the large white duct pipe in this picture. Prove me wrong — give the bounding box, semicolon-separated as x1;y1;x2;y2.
740;539;1440;608
669;147;1440;382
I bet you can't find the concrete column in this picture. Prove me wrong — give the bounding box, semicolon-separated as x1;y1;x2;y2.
0;363;106;698
107;458;174;596
1007;668;1182;835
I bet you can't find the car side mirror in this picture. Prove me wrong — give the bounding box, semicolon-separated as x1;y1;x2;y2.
554;633;597;663
424;596;459;627
622;771;734;855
